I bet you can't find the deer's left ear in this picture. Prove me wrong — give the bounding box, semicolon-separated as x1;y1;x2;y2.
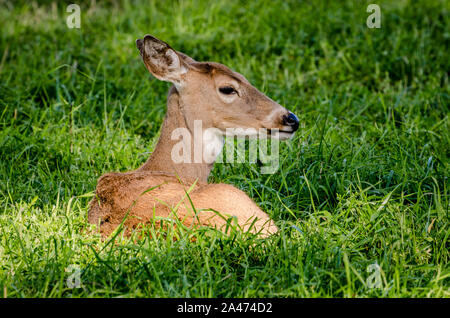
136;35;188;86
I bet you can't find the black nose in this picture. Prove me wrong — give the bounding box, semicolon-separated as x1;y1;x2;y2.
282;112;299;131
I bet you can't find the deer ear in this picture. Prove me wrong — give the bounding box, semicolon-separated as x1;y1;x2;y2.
136;35;188;85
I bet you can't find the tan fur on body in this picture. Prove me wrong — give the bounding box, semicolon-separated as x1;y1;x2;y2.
88;35;299;237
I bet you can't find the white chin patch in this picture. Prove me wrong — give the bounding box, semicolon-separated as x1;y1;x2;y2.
272;131;295;140
221;128;295;140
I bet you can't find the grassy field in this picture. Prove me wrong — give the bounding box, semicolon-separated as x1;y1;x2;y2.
0;0;448;297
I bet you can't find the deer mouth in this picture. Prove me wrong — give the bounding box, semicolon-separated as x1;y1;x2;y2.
267;129;296;140
278;129;296;134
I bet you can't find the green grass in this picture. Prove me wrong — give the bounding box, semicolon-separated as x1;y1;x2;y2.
0;0;449;297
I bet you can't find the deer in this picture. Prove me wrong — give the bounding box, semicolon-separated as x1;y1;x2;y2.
88;35;299;238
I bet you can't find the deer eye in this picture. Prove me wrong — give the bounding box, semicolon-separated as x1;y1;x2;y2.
219;86;237;95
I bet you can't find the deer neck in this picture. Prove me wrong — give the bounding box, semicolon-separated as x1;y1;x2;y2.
139;86;222;182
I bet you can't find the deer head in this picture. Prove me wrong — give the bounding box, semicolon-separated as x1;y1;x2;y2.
136;35;299;141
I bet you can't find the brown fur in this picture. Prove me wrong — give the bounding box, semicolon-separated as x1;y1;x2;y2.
88;35;297;237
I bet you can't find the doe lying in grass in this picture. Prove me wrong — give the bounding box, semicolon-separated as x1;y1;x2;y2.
88;34;299;237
